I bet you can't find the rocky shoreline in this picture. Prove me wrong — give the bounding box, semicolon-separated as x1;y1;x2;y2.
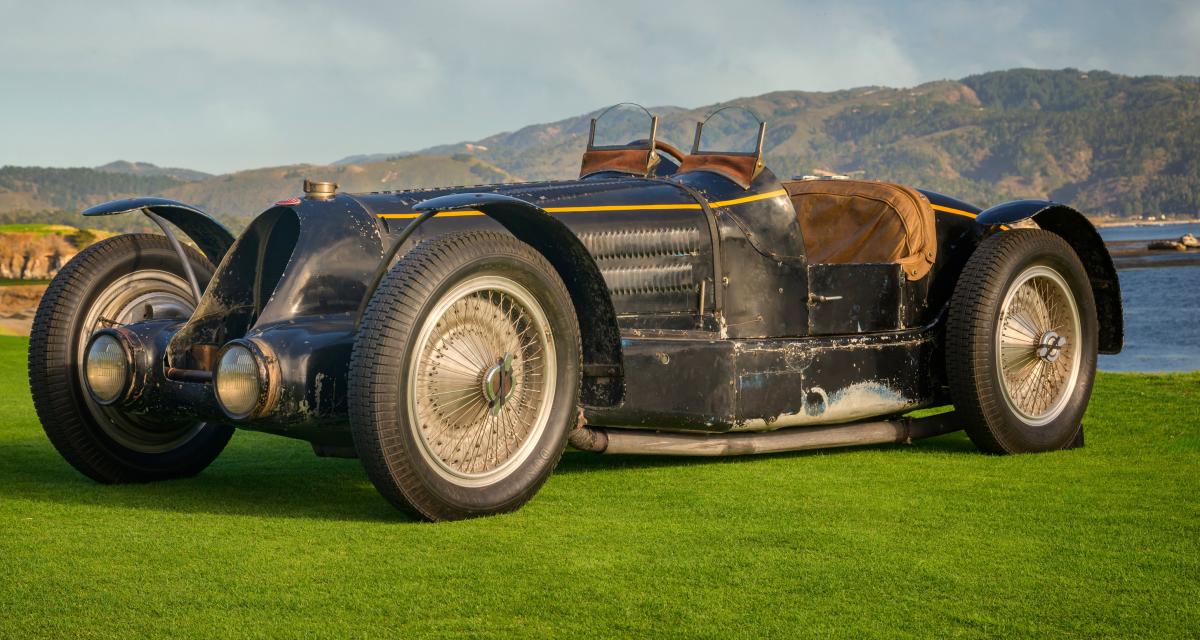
1113;233;1200;269
1146;233;1200;252
1109;243;1200;269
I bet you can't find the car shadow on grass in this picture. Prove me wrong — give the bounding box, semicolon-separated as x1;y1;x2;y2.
1;431;978;523
0;443;407;523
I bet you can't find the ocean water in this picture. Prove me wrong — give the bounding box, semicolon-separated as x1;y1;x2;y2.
1097;222;1199;243
1098;265;1200;372
1087;219;1200;372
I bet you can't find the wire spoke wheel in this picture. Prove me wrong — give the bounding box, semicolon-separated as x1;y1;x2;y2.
947;229;1098;454
409;276;557;486
350;231;581;520
995;265;1082;426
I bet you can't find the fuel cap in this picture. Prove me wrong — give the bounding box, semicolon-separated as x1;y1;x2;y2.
303;179;338;199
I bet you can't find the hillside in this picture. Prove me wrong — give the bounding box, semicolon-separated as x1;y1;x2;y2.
411;69;1200;216
0;166;188;214
3;69;1198;229
96;161;212;182
0;155;515;232
160;154;515;229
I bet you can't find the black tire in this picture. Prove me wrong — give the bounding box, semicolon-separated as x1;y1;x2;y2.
28;233;234;482
946;229;1098;454
349;231;581;521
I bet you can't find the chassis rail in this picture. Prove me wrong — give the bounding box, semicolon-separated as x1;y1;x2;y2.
569;412;960;456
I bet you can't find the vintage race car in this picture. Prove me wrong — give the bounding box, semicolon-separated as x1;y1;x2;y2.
28;105;1123;521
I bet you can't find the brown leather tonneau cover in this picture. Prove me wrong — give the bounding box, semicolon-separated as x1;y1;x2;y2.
783;179;937;280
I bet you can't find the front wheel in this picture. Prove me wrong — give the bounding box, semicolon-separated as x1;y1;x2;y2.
349;231;581;521
28;233;234;482
947;229;1099;454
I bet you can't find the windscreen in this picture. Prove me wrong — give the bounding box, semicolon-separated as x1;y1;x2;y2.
590;103;656;149
693;106;763;155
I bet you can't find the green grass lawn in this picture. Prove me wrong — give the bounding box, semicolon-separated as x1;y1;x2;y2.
0;223;80;235
0;334;1196;638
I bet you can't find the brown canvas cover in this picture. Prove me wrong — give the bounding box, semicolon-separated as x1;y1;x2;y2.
783;179;937;280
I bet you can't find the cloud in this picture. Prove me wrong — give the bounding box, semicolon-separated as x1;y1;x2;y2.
0;0;1194;173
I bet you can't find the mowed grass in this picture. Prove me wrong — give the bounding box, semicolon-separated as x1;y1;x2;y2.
0;223;79;235
0;335;1196;638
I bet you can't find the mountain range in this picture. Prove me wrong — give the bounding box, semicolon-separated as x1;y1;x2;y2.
1;68;1196;233
95;161;213;182
0;155;514;232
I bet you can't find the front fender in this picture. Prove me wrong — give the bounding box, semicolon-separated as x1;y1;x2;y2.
164;195;385;369
977;199;1123;354
974;199;1062;227
84;197;235;265
412;192;624;406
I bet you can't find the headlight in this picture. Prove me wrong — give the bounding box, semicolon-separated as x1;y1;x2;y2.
84;332;130;404
214;343;263;419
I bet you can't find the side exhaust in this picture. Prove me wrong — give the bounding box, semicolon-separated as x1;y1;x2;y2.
569;412;959;456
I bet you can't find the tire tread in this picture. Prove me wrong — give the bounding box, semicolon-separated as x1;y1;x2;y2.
349;231;581;521
28;233;232;483
946;229;1095;454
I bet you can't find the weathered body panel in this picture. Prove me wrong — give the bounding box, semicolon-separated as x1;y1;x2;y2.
584;324;939;432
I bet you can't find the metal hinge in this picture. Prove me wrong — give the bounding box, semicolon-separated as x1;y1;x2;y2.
582;363;621;378
808;293;844;304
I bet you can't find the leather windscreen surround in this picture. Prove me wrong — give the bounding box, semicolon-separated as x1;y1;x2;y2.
579;148;657;178
677;153;761;189
783;179;937;280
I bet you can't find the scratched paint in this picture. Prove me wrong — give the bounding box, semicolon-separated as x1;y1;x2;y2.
733;380;917;431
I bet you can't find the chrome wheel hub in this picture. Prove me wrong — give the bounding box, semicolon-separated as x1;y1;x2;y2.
407;276;556;487
995;265;1083;426
481;353;516;415
1036;331;1068;363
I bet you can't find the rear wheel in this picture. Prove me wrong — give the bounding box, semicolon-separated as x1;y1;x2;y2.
947;230;1098;453
28;234;234;482
349;231;581;521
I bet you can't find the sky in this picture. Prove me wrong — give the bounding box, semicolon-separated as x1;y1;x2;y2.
1;0;1197;175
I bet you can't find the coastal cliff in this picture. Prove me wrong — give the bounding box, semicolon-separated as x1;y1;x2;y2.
0;225;106;281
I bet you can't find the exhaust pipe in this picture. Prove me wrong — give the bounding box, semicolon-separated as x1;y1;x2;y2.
569;412;959;457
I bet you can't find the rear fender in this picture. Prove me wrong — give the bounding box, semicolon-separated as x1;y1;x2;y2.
976;200;1123;354
410;193;624;406
84;197;235;265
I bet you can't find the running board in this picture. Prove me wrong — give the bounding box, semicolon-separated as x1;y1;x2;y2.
568;412;960;456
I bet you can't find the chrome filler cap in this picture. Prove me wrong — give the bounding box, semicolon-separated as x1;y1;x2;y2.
303;179;338;199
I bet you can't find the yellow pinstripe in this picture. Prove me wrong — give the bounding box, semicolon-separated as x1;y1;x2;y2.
375;189;789;219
